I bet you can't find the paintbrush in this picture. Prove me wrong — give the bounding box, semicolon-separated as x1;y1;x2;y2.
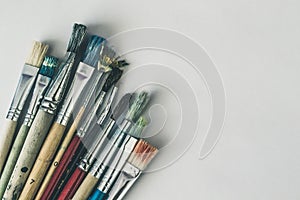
35;42;118;200
69;92;150;200
18;35;102;200
73;116;147;200
0;41;48;174
56;93;133;200
43;65;125;200
107;140;158;200
0;56;58;198
2;23;87;200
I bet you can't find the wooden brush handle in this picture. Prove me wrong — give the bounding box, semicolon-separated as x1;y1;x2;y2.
2;110;53;200
35;107;85;200
72;173;99;200
39;135;82;200
18;122;66;200
57;167;87;200
0;124;30;198
0;120;18;174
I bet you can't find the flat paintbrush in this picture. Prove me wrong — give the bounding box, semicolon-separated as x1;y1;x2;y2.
0;56;58;198
2;23;86;200
0;41;48;174
56;92;133;200
18;35;102;200
73;117;147;200
107;139;158;200
65;91;150;200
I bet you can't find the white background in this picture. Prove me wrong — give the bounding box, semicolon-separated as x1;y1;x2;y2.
1;0;300;199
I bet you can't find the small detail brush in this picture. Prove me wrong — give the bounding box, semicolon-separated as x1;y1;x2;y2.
0;56;58;198
18;35;101;200
0;41;48;174
107;140;158;200
57;93;133;200
2;23;86;200
71;92;150;200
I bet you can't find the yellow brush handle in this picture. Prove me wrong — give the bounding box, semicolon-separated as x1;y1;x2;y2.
0;120;18;174
72;173;99;200
19;122;66;200
34;107;85;200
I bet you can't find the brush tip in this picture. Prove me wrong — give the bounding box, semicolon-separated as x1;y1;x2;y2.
39;56;59;77
26;41;49;67
102;67;123;92
129;116;148;138
83;35;105;67
98;41;116;70
67;23;87;53
126;91;150;122
129;140;158;170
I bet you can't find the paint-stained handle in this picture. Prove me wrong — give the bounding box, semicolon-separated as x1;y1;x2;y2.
0;124;30;197
73;173;99;200
89;190;108;200
0;120;18;174
2;110;53;200
19;122;66;200
35;106;85;199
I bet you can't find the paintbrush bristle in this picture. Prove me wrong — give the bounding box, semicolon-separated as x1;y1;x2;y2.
98;41;116;71
128;140;158;170
102;67;123;92
25;41;49;67
39;56;59;78
83;35;105;67
66;23;87;53
126;91;150;122
128;116;148;138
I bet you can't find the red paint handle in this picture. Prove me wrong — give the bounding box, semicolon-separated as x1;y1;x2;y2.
41;136;82;200
58;167;87;200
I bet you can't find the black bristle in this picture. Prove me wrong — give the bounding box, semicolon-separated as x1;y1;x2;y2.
67;23;87;53
102;67;123;92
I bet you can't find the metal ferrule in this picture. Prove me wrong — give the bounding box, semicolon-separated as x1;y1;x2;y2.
6;64;40;121
56;62;95;126
107;163;141;200
79;118;116;172
95;135;138;193
97;87;118;126
76;91;106;138
88;119;134;177
23;74;52;126
40;52;76;114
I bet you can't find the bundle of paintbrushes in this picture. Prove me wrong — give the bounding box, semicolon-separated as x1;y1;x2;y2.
0;23;159;200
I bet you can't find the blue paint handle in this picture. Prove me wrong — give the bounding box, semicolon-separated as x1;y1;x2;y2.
88;189;108;200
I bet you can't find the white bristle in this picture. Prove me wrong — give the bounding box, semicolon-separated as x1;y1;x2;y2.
25;41;49;67
128;140;158;170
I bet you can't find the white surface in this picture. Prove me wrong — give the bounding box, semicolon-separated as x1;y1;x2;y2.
1;0;300;200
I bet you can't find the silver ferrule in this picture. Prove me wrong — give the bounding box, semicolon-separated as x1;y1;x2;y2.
6;64;40;121
95;135;138;193
79;118;116;172
40;52;76;114
56;62;95;126
107;163;141;200
76;91;106;138
23;74;52;126
97;87;118;126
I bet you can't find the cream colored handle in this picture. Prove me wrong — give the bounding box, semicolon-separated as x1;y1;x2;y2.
19;122;66;200
72;173;99;200
0;120;18;174
35;106;85;200
2;110;54;200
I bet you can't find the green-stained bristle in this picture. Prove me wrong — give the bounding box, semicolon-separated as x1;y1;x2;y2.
126;91;150;122
67;23;87;53
110;59;129;69
83;35;105;67
102;67;123;92
129;116;148;138
97;41;116;71
39;56;59;77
